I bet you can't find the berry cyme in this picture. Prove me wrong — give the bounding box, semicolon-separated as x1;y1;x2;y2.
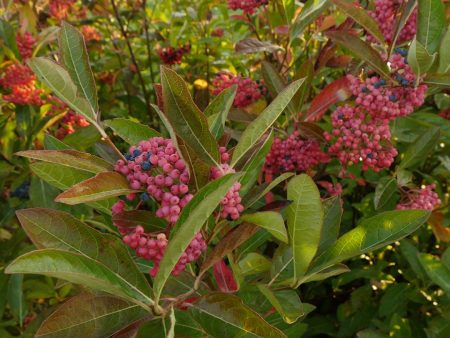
228;0;269;14
397;184;441;210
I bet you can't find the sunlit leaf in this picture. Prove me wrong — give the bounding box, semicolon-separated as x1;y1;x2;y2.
104;118;161;145
241;211;288;243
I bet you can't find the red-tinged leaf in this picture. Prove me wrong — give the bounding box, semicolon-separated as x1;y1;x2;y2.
260;200;293;212
304;77;352;122
213;260;238;293
297;122;326;142
112;210;167;233
153;83;164;112
316;41;337;69
327;55;353;68
55;172;136;205
235;38;282;54
274;25;289;35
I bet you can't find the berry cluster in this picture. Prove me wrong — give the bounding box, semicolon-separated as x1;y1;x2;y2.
49;0;76;20
212;72;266;108
228;0;269;14
318;181;343;196
16;32;36;60
264;131;330;176
0;63;43;106
10;181;30;199
397;184;441;210
368;0;416;44
210;147;245;220
81;26;102;43
325;52;426;172
55;111;90;139
157;45;191;65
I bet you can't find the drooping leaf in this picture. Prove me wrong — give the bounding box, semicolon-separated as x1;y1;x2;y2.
287;174;323;283
104;118;161;145
160;66;219;166
55;172;136;205
36;293;148;338
205;85;236;139
15;208;153;305
417;0;445;54
290;0;330;40
374;177;399;210
398;126;440;170
241;211;288;243
189;293;286;338
235;38;282;54
6;249;153;308
231;80;304;166
308;210;430;275
257;286;304;324
17;150;113;173
326;31;391;79
418;253;450;294
317;196;342;255
213;261;238;293
59;22;98;113
153;174;241;303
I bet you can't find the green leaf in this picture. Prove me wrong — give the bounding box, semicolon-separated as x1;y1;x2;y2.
112;210;167;233
269;245;294;286
390;0;417;53
287;174;323;282
55;172;135;205
424;73;450;86
438;30;450;73
417;0;445;54
331;0;385;45
326;31;391;79
104;118;161;145
238;253;271;276
374;177;398;210
0;19;20;59
241;211;288;243
17;150;113;173
153;174;242;303
290;0;330;40
6;249;153;308
257;286;304;324
7;274;26;325
301;263;350;283
231;79;304;166
160;66;219;166
16;208;153;304
398;239;427;281
309;210;430;274
398;126;440;170
28;58;101;133
418;253;450;293
206;85;236;139
36;293;148;338
59;22;98;113
407;38;436;77
44;134;71;150
189;293;286;338
317;196;342;254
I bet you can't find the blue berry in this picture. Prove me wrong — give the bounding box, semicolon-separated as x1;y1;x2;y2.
338;114;344;120
367;153;374;159
394;48;407;57
140;192;149;201
389;95;397;102
125;154;133;161
362;86;369;93
141;161;152;171
133;149;141;157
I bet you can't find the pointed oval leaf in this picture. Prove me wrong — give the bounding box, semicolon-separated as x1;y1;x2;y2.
189;293;286;338
309;210;430;274
398;126;440;170
59;22;98;113
36;293;148;338
417;0;445;54
206;85;237;139
55;172;136;205
374;177;399;210
418;253;450;294
407;38;437;77
317;196;343;255
153;174;242;303
104;118;161;145
257;286;304;324
241;211;288;243
231;79;304;166
287;174;323;281
17;150;113;173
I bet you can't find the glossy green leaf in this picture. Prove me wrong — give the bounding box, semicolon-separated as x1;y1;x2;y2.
16;208;153;304
189;293;286;338
257;286;304;324
331;0;385;45
36;293;148;338
407;38;436;77
269;245;294;287
153;174;241;303
317;196;342;254
417;0;445;54
290;0;330;40
161;66;219;166
104;118;161;145
418;253;450;293
6;249;153;308
231;79;304;166
243;172;295;207
327;31;391;79
287;174;323;282
17;150;113;173
398;126;440;170
59;22;98;113
206;85;236;139
309;210;430;274
438;30;450;73
55;172;136;205
238;253;271;276
241;211;288;243
374;177;398;210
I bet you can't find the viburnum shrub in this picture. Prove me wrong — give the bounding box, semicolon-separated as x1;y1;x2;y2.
1;0;449;337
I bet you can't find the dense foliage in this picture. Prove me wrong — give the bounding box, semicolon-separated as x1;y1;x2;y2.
0;0;449;337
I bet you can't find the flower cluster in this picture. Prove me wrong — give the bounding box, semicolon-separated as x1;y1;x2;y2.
325;52;426;172
16;32;36;60
49;0;76;21
368;0;416;44
228;0;269;14
55;111;90;139
0;63;43;105
264;131;330;176
212;72;266;108
157;45;191;65
81;26;102;42
210;147;244;220
397;184;441;210
113;137;207;277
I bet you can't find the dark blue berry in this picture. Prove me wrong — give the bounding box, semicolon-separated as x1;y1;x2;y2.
141;161;152;171
389;95;397;102
125;154;133;161
133;149;141;157
338;114;344;120
362;86;369;93
394;48;407;57
140;192;149;201
367;153;374;159
401;79;409;87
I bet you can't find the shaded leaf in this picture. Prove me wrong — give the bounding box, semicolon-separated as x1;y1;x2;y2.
417;0;445;54
418;253;450;294
257;286;304;324
318;196;342;254
398;126;440;170
374;177;398;210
